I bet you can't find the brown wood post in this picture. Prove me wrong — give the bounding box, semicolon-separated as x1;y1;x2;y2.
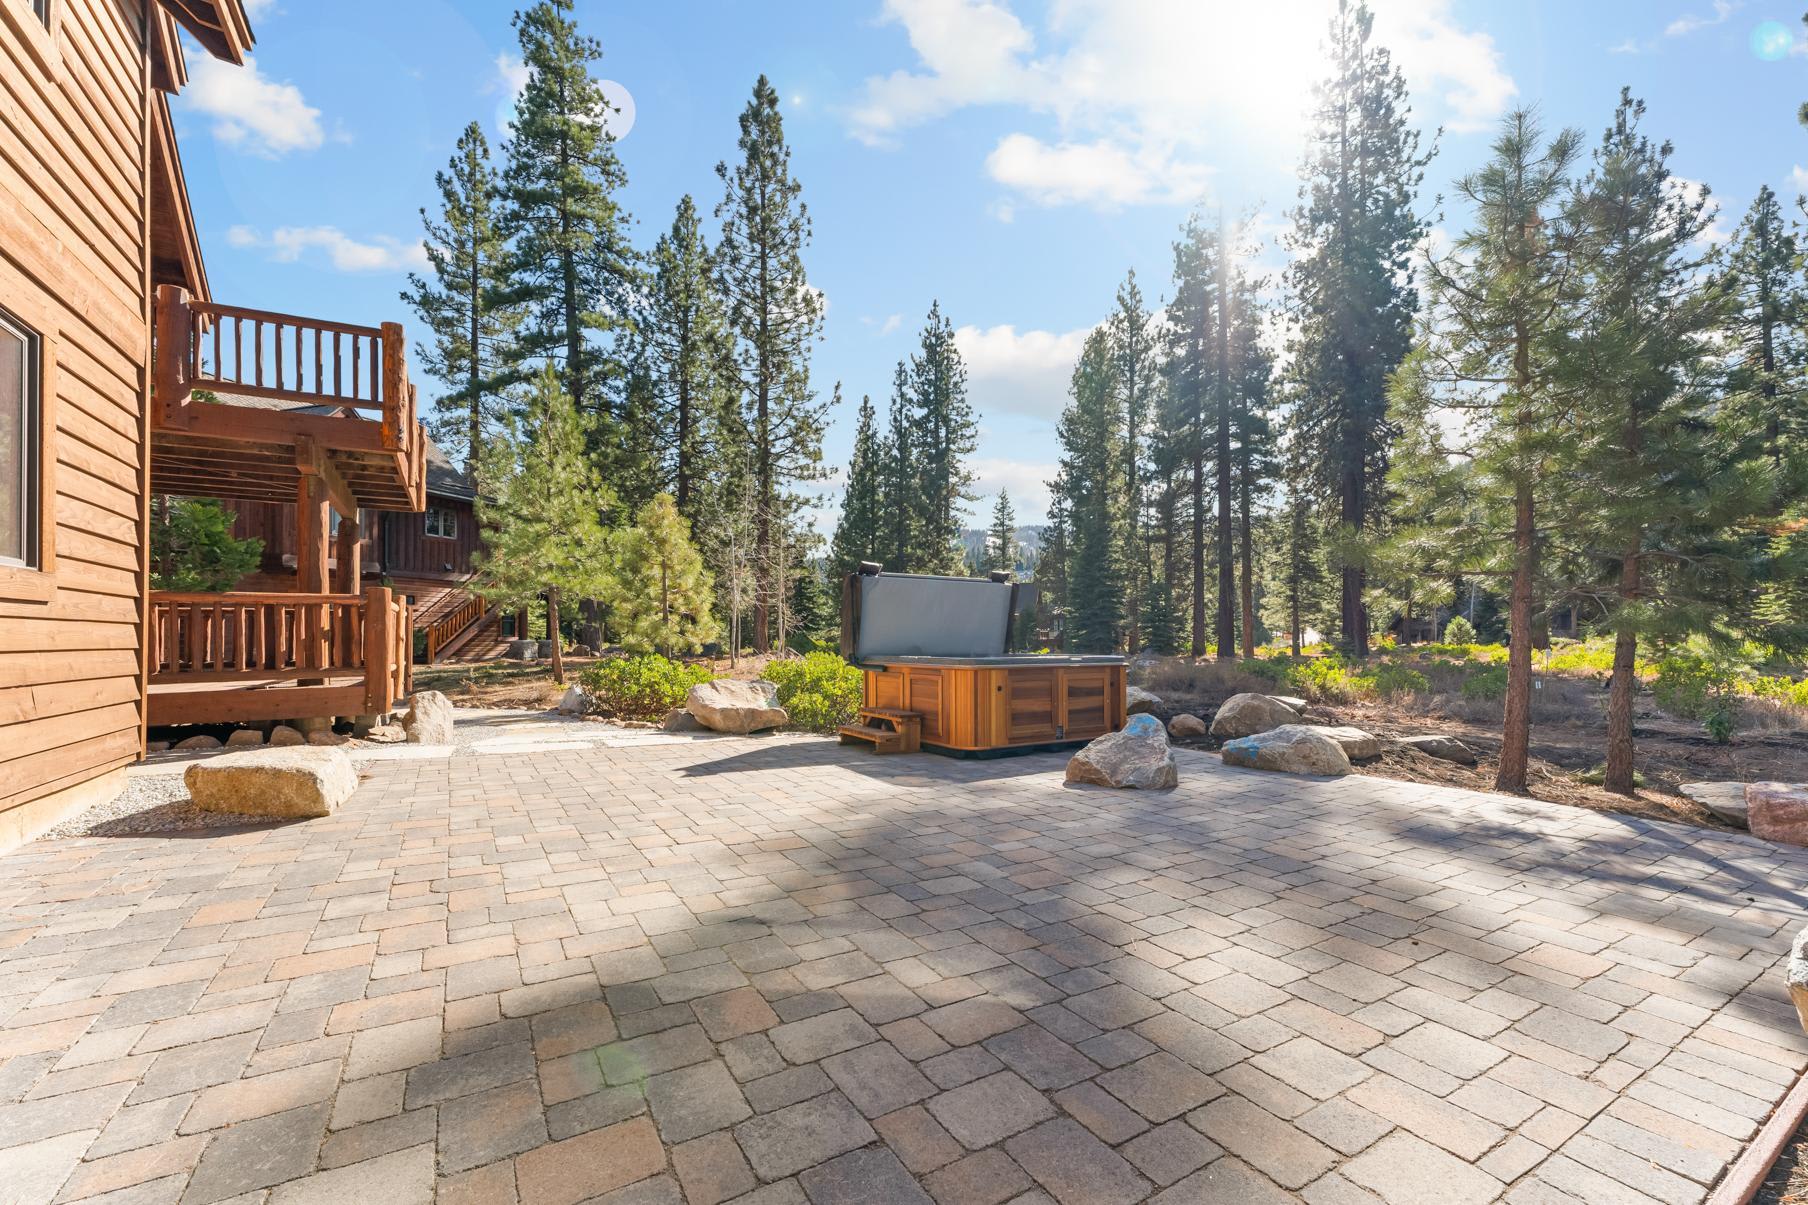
153;285;192;426
363;585;394;714
334;512;362;593
380;323;405;450
296;474;331;683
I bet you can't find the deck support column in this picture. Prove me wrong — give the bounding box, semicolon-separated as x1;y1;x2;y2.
333;512;361;594
296;473;331;688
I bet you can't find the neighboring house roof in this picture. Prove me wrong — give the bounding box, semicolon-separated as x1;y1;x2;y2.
424;440;477;503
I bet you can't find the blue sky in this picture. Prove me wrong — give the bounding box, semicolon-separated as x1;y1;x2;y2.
177;0;1808;531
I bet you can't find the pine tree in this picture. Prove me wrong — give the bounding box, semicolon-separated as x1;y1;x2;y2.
473;365;616;684
1406;110;1583;792
151;497;262;592
1057;330;1126;652
986;492;1017;574
1724;185;1808;478
716;76;827;651
1563;93;1768;793
831;394;885;575
1228;249;1278;657
1287;0;1432;656
1036;492;1071;644
905;302;979;574
882;362;915;569
641;195;734;521
403;122;515;475
499;0;636;422
1109;270;1159;647
1262;457;1331;655
1164;214;1223;655
609;494;717;657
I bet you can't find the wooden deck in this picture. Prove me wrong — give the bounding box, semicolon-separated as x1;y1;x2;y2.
151;287;427;513
147;588;412;726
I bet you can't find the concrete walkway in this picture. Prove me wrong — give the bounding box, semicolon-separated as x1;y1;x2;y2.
2;716;1806;1204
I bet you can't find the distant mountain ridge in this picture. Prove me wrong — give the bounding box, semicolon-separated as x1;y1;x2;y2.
959;524;1046;575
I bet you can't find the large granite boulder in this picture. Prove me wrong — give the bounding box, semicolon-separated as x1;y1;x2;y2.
1680;782;1749;828
1308;725;1382;761
1221;725;1352;777
1747;782;1808;846
185;747;356;819
1208;693;1301;739
662;707;706;733
557;684;589;715
686;679;787;734
402;691;455;745
1168;713;1208;739
1125;686;1164;716
1066;714;1178;790
1397;734;1477;766
1790;927;1808;1034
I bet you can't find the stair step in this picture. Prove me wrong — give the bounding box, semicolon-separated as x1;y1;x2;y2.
837;722;918;754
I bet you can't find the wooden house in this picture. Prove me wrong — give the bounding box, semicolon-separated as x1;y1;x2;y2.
1;0;426;849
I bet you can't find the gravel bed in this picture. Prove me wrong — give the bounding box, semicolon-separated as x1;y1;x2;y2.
37;770;275;839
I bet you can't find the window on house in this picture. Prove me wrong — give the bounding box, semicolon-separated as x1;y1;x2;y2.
31;0;50;26
0;309;40;569
424;507;457;539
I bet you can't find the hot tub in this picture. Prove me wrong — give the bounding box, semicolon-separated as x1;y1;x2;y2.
841;566;1126;754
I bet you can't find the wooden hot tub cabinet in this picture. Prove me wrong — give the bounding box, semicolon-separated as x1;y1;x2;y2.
862;656;1127;754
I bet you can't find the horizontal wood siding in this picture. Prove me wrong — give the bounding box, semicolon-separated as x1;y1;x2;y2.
1;0;150;814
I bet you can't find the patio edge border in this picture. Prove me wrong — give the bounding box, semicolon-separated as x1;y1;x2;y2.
1708;1060;1808;1205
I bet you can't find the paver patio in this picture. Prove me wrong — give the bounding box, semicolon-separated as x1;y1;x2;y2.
3;721;1806;1204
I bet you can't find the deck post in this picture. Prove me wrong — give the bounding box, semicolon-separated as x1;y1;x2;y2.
153;285;192;427
334;512;362;594
380;323;405;450
363;585;395;714
296;474;331;683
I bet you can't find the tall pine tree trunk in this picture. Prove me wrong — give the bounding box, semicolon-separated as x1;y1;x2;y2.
1214;220;1236;660
1238;469;1255;658
548;586;565;685
1603;552;1641;795
1191;398;1206;656
1498;320;1536;793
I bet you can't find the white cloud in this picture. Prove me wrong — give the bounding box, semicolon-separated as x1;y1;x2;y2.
183;53;323;157
968;456;1057;525
849;0;1515;208
1665;0;1739;38
954;322;1092;419
861;313;903;335
227;225;428;273
1793;165;1808;195
985;134;1211;209
243;0;278;16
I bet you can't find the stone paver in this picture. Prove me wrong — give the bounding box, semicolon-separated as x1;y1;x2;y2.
1;722;1805;1203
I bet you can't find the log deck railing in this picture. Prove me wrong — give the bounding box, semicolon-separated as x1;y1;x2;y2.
148;587;411;727
152;286;419;457
422;592;490;664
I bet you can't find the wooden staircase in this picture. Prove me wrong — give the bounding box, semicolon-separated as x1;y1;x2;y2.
838;707;923;754
418;591;502;664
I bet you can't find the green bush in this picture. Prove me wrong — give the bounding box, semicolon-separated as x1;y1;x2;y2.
1461;665;1509;701
579;654;715;722
1442;616;1477;645
1240;657;1293;687
1290;656;1359;703
1751;675;1808;707
762;652;863;732
1359;661;1430;698
1703;701;1736;744
1651;652;1730;721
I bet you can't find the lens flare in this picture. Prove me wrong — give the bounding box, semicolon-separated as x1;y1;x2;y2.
1752;19;1794;60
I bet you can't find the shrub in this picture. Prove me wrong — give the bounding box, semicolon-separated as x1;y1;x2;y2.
1359;661;1430;698
762;652;862;732
1291;656;1359;704
579;654;715;722
1652;652;1733;721
1751;675;1808;707
1442;616;1477;645
1461;665;1508;701
1240;657;1293;687
1703;701;1736;744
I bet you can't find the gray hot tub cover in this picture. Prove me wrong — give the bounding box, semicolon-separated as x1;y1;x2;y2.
844;572;1013;662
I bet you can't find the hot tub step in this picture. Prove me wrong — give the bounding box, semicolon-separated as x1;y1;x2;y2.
840;709;922;754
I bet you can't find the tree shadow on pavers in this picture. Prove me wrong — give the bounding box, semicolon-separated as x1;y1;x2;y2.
677;740;1069;786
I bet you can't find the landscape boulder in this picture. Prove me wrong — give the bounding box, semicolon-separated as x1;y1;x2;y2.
1221;725;1352;777
225;729;264;748
1065;714;1178;790
268;725;306;747
557;684;589;715
307;730;349;747
1790;926;1808;1034
1747;782;1808;846
1168;713;1208;739
686;679;788;734
1680;781;1749;828
401;691;456;745
1208;693;1302;740
364;725;407;744
661;707;706;733
1397;734;1477;766
1306;725;1382;761
1125;686;1163;716
185;747;357;819
173;734;221;750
